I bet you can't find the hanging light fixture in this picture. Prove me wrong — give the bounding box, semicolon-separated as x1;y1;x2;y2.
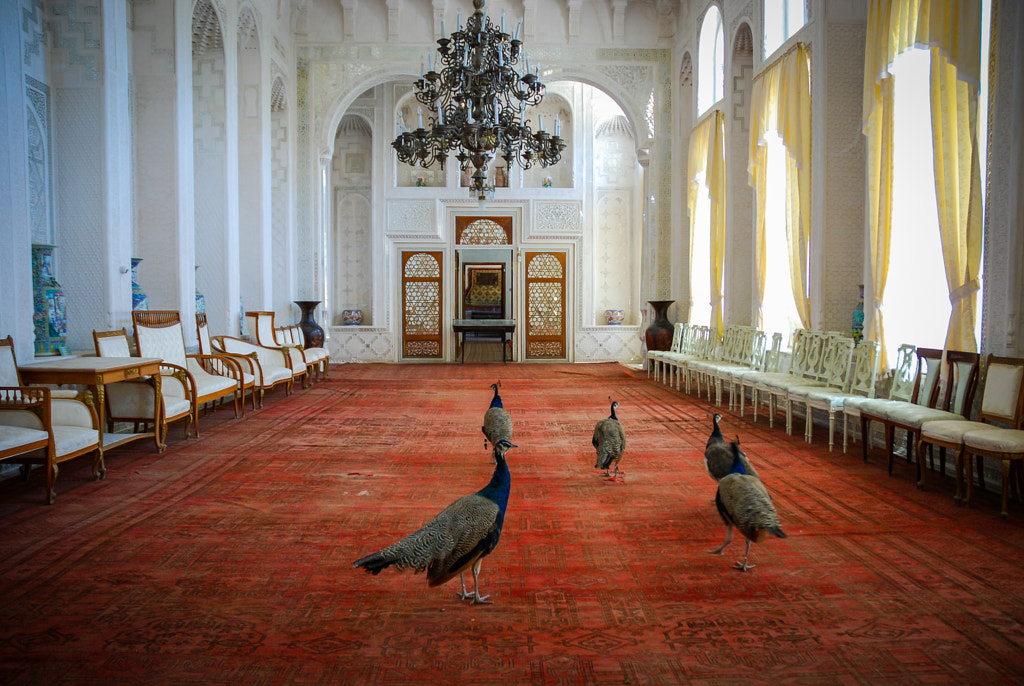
391;0;566;203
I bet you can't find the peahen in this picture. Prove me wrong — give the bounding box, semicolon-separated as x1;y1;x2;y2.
482;381;513;450
353;438;518;604
711;441;786;571
593;397;627;481
704;412;758;483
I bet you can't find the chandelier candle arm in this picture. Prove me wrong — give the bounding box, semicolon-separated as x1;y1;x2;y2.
391;0;565;202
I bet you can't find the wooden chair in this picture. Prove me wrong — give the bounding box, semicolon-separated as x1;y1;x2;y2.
648;323;685;381
195;314;257;412
0;335;100;503
961;427;1024;517
209;328;295;406
786;340;881;452
277;323;330;382
857;346;943;472
844;343;917;456
93;328;191;444
916;355;1024;508
885;350;981;487
132;311;245;437
246;311;308;389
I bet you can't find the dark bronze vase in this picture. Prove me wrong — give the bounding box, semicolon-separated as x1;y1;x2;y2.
645;300;675;351
294;300;325;348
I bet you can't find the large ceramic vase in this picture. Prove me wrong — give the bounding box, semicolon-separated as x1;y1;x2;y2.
195;266;206;315
295;300;325;348
131;258;149;311
852;284;865;345
31;244;67;355
644;300;675;352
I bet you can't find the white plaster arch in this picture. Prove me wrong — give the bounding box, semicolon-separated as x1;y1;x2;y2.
316;64;656;163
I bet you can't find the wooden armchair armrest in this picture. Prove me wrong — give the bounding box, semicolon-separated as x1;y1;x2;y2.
188;353;243;384
157;362;197;401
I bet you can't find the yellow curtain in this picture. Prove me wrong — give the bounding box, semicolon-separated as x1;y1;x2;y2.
930;48;983;352
862;0;982;361
863;75;894;368
688;110;726;336
748;43;812;329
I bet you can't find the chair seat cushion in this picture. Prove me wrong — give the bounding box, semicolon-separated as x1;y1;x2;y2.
163;396;192;419
0;424;49;453
260;366;293;387
789;386;858;408
52;425;99;458
884;406;966;428
963;428;1024;453
921;419;988;443
760;374;825;393
854;398;912;418
304;348;329;362
191;368;237;397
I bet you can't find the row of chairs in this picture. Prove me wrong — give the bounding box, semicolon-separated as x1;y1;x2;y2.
0;310;330;504
649;324;1024;516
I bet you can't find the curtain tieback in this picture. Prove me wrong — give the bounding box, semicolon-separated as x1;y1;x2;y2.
949;279;980;304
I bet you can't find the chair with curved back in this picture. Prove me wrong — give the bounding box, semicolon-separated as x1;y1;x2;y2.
0;335;100;503
195;313;257;412
856;346;943;472
276;322;330;382
246;311;309;389
915;355;1024;509
132;311;245;437
209;327;295;407
92;328;191;446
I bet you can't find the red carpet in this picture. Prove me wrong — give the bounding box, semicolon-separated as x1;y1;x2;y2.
2;362;1024;684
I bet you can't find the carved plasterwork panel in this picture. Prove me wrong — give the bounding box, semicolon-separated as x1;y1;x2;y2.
387;200;438;238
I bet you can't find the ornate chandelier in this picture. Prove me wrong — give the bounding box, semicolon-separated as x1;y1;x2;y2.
391;0;566;202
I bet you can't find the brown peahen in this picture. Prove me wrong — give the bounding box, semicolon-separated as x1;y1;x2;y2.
592;397;626;481
481;381;513;450
704;412;758;483
353;438;517;604
711;441;786;571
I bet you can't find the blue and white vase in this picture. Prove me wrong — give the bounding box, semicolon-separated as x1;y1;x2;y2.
342;309;363;326
131;257;149;311
195;267;205;315
32;244;67;355
604;309;624;325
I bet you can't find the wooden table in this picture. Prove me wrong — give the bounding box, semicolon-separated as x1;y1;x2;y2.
19;357;164;478
453;319;516;363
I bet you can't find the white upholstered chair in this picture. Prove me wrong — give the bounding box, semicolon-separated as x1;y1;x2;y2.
916;355;1024;509
196;314;257;412
276;323;330;382
786;340;881;452
132;311;245;437
247;311;309;389
93;328;192;445
0;335;100;504
210;328;295;406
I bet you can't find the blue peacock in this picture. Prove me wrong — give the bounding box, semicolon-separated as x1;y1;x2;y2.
353;438;517;604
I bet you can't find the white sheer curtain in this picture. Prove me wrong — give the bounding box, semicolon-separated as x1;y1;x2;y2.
761;132;803;345
883;48;950;363
690;174;712;327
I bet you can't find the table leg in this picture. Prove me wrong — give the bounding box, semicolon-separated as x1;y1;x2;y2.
152;373;165;452
93;383;107;479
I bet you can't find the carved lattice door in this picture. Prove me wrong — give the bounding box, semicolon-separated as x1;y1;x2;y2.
524;251;567;360
401;251;443;359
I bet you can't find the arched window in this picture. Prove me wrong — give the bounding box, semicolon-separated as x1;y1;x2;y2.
764;0;806;58
697;6;724;115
